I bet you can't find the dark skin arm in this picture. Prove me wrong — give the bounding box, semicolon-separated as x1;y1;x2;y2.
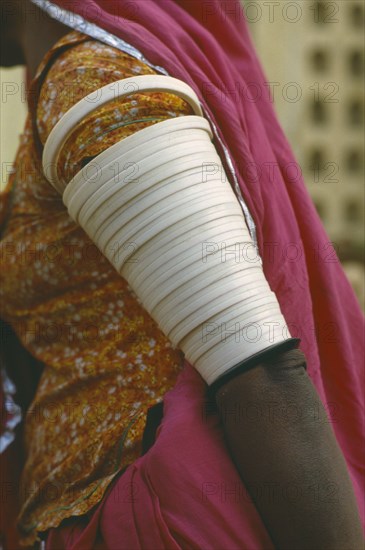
215;350;364;550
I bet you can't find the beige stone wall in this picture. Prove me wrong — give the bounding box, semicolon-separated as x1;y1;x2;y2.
243;0;364;309
0;67;28;190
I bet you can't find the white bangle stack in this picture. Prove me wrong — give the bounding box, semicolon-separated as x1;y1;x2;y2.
43;75;295;386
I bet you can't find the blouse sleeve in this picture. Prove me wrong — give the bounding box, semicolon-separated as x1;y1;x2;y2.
37;37;194;184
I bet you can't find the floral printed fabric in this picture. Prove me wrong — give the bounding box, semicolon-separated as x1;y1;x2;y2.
0;30;193;545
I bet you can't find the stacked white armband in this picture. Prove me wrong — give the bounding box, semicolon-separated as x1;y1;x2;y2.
43;75;297;386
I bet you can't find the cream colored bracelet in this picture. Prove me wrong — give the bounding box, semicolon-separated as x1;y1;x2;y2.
43;75;204;193
43;75;294;386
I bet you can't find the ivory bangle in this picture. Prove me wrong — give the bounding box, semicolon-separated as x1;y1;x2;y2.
42;78;293;386
43;76;204;192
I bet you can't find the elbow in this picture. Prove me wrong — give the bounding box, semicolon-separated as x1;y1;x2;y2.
214;348;308;408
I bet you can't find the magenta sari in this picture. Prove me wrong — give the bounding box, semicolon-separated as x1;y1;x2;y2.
9;0;365;547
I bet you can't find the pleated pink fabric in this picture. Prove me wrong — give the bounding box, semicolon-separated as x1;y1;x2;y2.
46;363;275;549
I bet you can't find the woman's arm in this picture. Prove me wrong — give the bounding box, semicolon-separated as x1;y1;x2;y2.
215;350;364;550
39;61;363;547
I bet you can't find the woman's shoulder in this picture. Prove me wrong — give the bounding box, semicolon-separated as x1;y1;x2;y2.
36;29;194;185
36;29;158;145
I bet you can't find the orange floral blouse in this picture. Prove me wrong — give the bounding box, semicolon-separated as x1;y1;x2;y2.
0;30;194;545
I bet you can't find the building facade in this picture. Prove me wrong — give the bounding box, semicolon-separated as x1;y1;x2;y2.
243;0;364;308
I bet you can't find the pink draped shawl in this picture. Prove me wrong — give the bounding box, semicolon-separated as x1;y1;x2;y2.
7;0;365;546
